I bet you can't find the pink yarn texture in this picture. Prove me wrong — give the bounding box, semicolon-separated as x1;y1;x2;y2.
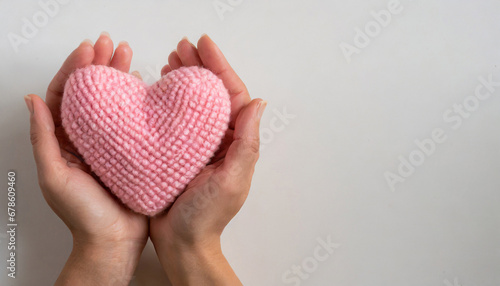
61;65;231;216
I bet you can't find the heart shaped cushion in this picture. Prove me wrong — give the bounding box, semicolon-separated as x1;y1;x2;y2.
61;65;230;216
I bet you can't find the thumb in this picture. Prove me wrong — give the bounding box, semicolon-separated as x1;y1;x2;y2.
26;94;65;179
218;99;266;180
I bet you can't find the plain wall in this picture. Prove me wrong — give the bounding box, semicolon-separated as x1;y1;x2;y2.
1;0;500;285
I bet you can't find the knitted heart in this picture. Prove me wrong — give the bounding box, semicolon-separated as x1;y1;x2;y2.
61;65;230;216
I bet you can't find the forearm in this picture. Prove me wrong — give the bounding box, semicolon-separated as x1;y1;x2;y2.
154;239;242;286
55;238;143;286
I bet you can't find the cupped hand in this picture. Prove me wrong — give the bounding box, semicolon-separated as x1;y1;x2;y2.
149;35;266;285
27;33;148;270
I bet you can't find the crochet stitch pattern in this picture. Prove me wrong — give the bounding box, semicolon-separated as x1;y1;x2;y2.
61;65;231;216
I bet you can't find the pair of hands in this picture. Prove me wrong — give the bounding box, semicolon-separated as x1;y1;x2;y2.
26;33;266;285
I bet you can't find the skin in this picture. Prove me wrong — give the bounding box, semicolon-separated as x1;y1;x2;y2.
27;33;265;286
150;36;265;285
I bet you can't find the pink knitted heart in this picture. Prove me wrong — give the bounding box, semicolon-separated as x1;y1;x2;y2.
61;65;230;216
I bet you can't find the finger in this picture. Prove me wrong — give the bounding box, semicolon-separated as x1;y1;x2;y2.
197;34;250;128
161;64;172;76
168;50;183;70
177;37;202;66
46;40;95;126
131;71;142;80
27;94;67;179
110;41;133;72
92;32;114;65
217;99;266;181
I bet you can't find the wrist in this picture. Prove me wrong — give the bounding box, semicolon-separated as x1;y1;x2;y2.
157;234;223;270
167;237;223;263
154;237;241;286
165;232;221;254
55;236;145;286
73;233;146;258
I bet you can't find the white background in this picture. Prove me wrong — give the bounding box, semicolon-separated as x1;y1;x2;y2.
1;0;500;285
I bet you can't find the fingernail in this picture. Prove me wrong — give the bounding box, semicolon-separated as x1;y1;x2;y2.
100;31;110;38
81;39;94;46
257;100;267;119
118;40;129;46
182;36;195;47
131;71;142;80
24;95;34;115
